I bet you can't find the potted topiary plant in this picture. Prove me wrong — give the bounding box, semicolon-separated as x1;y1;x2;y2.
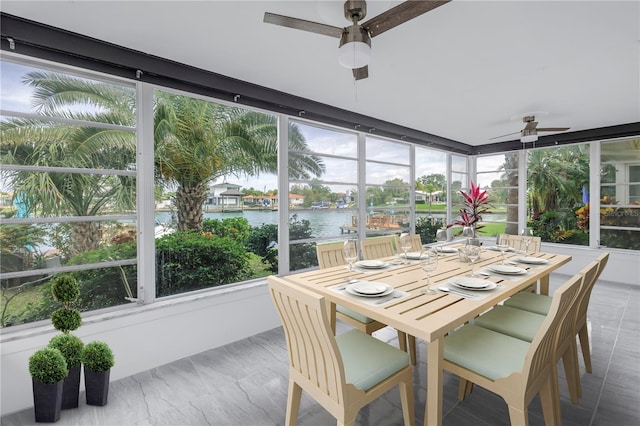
49;274;83;409
48;334;84;410
28;347;68;422
82;341;115;406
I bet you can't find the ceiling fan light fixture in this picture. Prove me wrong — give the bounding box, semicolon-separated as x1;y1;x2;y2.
521;134;538;143
338;25;371;69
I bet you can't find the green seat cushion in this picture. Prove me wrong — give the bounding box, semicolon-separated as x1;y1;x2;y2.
336;329;410;391
504;291;552;315
444;324;530;381
337;305;375;324
474;305;545;342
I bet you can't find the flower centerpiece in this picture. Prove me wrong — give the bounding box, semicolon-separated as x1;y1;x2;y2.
447;181;492;237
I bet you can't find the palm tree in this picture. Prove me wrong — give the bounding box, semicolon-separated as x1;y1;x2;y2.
527;146;588;214
2;70;325;250
154;92;324;231
1;71;137;255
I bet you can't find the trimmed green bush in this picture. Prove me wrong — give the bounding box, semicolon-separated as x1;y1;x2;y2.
51;274;80;305
49;334;84;368
82;341;115;372
51;308;82;333
156;231;251;297
202;217;251;245
29;347;68;384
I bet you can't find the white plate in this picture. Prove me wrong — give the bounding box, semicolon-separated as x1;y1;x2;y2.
356;260;388;269
436;247;458;253
404;252;424;260
345;282;394;298
449;278;497;291
514;256;549;265
350;281;388;295
450;277;490;289
488;264;527;275
486;246;515;252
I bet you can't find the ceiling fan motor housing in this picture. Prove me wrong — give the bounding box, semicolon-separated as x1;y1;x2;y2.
344;0;367;22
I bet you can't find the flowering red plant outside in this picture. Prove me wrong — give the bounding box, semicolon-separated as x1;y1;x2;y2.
447;181;492;234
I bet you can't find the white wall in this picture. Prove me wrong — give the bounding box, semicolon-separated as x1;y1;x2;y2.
2;245;638;417
0;282;280;416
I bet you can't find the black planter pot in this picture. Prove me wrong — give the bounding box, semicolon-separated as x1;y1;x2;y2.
84;368;110;406
32;379;63;422
61;365;81;410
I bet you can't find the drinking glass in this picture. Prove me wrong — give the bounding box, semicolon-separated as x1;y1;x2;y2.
520;228;534;254
435;228;447;253
462;226;475;240
496;243;510;264
464;239;481;276
399;233;412;264
343;240;358;273
420;249;439;294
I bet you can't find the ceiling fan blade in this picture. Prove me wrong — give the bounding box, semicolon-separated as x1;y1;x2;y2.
362;0;451;37
489;131;521;140
353;65;369;80
537;127;571;132
264;12;343;38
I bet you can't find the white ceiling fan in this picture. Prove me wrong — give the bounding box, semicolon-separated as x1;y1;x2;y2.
263;0;451;80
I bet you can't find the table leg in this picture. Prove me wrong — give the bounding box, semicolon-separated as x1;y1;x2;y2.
539;275;550;295
425;338;444;426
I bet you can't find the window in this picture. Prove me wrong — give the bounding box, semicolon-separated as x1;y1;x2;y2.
599;138;640;250
153;89;284;295
365;137;411;238
415;147;447;242
1;58;138;327
476;153;519;236
526;144;589;246
287;122;356;271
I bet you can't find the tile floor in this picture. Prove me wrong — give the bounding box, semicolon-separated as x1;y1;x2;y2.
2;275;639;426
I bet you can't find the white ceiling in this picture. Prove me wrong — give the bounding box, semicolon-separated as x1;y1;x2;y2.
2;0;639;147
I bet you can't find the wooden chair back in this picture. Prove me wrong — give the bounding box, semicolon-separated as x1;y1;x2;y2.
576;252;609;328
268;276;346;408
360;236;395;260
316;241;347;269
394;234;423;252
268;276;415;425
519;272;583;395
497;233;542;253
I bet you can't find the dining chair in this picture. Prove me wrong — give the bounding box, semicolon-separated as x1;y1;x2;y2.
393;234;424;253
267;276;415;426
360;235;396;260
315;241;417;365
497;233;542;253
442;271;583;425
503;252;610;377
473;264;597;405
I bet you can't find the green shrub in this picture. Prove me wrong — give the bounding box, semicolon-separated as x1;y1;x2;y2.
51;308;82;333
156;231;251;297
246;215;317;273
49;334;84;368
416;217;445;244
51;274;79;305
66;242;137;311
202;217;251;245
82;341;114;372
29;347;68;384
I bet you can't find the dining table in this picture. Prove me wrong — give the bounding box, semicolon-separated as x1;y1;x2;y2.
282;245;572;426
